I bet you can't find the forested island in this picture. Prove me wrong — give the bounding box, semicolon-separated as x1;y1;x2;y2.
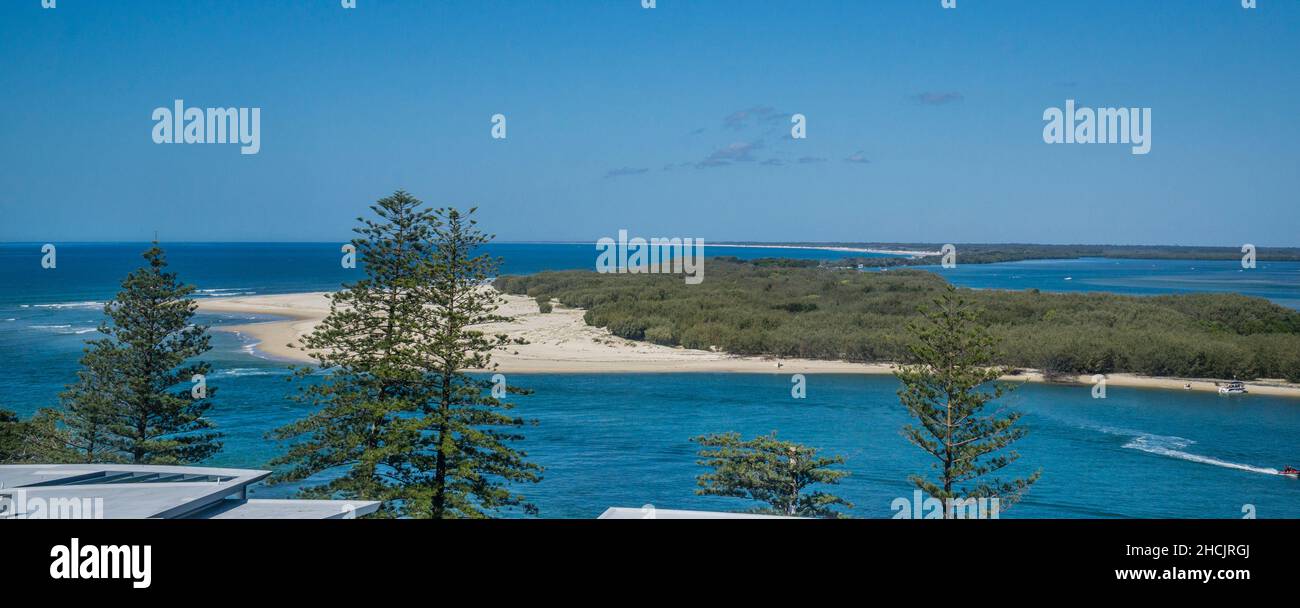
495;257;1300;382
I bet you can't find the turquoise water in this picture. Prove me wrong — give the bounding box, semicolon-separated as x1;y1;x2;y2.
2;243;1299;518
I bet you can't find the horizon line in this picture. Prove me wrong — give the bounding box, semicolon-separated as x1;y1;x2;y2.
0;240;1297;250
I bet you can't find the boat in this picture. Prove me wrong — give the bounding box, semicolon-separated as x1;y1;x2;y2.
1218;381;1247;395
1280;466;1300;477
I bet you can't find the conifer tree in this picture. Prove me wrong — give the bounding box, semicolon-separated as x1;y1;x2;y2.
413;207;541;518
271;194;541;518
58;356;126;463
895;286;1039;517
270;191;438;514
0;408;24;462
1;408;71;463
692;431;852;518
59;245;221;464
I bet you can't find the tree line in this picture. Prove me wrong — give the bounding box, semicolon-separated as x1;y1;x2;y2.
496;259;1300;382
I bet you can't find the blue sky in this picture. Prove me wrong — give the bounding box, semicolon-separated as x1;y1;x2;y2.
1;0;1297;245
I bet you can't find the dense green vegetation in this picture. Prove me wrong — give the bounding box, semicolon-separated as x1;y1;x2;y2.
495;258;1300;382
0;408;70;464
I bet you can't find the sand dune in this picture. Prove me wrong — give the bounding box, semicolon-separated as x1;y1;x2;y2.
195;290;1300;398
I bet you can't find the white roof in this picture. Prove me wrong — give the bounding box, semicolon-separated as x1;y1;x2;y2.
0;464;378;519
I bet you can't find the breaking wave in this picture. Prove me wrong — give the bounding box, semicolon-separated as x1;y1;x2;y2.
211;367;288;378
196;288;256;297
30;301;104;310
30;324;99;335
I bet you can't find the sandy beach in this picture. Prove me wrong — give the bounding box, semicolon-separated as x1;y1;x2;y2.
196;290;1300;398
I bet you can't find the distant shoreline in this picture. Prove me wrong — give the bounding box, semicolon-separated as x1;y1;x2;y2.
513;241;940;258
196;290;1300;399
706;243;939;257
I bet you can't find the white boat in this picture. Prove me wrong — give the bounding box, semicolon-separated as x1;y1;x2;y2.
1218;381;1248;395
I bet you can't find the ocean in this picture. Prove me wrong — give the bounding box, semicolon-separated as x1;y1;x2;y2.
2;242;1299;518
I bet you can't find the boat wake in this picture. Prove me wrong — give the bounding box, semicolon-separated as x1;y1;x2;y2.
1120;432;1278;476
